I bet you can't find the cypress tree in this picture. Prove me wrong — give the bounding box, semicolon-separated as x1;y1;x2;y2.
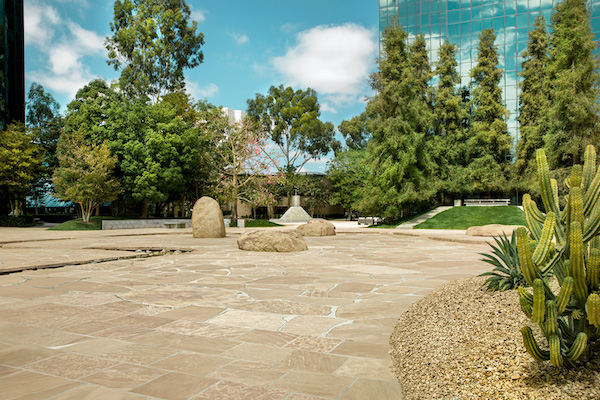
359;25;435;219
431;39;468;197
544;0;600;168
516;15;549;187
466;28;512;195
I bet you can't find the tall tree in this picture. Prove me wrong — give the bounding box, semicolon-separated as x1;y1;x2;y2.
26;83;63;170
338;111;372;150
327;149;369;219
246;85;335;196
466;28;512;195
53;132;121;223
431;40;469;198
0;123;45;216
359;25;435;219
516;16;550;190
544;0;600;168
410;34;433;106
105;0;204;102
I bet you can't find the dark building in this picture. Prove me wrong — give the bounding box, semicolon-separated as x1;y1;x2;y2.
0;0;24;129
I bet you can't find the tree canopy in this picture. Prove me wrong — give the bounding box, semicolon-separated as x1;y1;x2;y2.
106;0;204;102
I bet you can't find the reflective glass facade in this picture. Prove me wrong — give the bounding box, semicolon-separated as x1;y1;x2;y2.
379;0;600;147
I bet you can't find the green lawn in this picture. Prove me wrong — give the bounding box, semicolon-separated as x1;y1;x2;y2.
48;216;107;230
369;208;434;228
414;206;526;230
233;219;282;227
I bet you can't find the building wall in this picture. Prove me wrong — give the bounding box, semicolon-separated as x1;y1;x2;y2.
379;0;600;150
0;0;24;128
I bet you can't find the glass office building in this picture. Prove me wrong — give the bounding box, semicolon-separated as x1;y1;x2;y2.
379;0;600;148
0;0;24;128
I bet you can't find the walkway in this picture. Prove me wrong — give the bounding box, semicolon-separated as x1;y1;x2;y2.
0;227;491;399
394;206;453;229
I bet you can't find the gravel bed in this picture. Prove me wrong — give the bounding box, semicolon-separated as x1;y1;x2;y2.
390;276;600;400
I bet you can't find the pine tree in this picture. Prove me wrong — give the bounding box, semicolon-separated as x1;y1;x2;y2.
466;28;512;195
359;25;435;218
516;16;550;192
431;40;468;197
544;0;600;168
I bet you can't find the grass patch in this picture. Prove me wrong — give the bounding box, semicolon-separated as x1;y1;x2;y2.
232;219;282;227
414;206;526;230
48;216;124;231
369;208;434;228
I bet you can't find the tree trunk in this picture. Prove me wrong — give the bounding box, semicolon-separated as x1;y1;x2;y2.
140;201;149;219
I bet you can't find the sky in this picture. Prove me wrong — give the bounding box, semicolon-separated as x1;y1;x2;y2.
24;0;380;172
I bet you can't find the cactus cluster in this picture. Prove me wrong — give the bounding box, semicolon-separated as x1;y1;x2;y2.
518;145;600;367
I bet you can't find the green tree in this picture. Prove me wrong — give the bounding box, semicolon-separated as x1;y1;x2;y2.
544;0;600;168
0;123;45;215
53;132;121;223
211;114;280;220
410;34;433;106
466;28;512;195
106;0;204;102
431;39;469;198
246;85;335;198
516;16;550;191
338;112;371;150
327;149;369;219
359;25;435;219
26;83;63;170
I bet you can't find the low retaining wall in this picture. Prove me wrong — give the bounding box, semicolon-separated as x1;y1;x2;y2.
101;219;191;230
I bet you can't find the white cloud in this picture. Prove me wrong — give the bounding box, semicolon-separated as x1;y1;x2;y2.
186;80;219;100
25;0;108;99
272;24;377;109
231;33;249;46
190;7;207;23
297;157;331;174
24;0;60;46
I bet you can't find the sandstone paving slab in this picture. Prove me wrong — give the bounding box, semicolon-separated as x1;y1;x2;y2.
0;228;492;399
270;370;356;398
149;352;232;376
206;360;288;387
82;363;166;389
339;378;403;400
49;384;149;400
220;342;294;365
276;349;347;374
193;380;288;400
0;371;80;399
130;371;217;399
26;353;119;379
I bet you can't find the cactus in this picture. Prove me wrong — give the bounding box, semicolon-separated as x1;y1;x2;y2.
518;145;600;367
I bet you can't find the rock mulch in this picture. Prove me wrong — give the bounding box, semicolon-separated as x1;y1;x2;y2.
390;276;600;400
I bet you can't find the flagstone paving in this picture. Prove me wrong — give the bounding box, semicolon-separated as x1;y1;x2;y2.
0;227;492;399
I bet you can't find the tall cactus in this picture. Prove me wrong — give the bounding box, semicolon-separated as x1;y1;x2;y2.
519;146;600;367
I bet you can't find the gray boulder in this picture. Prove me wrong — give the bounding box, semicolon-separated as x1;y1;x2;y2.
297;219;336;237
237;230;308;252
192;197;226;238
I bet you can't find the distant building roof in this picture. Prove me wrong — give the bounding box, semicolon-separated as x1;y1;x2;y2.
27;192;73;208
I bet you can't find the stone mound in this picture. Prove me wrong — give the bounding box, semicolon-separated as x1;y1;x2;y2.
192;196;226;238
466;224;524;237
277;206;313;223
296;219;336;236
237;230;308;252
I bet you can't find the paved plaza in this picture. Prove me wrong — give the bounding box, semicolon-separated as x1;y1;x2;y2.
0;225;492;399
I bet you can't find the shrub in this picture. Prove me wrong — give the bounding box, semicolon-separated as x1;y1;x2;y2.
479;230;529;291
517;146;600;367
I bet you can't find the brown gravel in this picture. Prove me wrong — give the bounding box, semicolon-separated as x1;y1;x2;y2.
390;276;600;400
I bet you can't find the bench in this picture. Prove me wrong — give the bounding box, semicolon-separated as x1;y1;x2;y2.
358;217;381;226
163;222;187;229
463;199;511;206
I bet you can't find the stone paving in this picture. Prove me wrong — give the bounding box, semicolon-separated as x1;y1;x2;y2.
0;226;492;399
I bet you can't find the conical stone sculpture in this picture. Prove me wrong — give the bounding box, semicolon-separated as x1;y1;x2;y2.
275;195;312;223
192;196;226;238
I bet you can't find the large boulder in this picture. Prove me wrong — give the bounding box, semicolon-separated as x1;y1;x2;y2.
192;197;226;238
237;230;308;252
466;224;524;237
296;219;336;237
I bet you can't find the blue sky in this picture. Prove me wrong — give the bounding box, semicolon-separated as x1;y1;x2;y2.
25;0;379;171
